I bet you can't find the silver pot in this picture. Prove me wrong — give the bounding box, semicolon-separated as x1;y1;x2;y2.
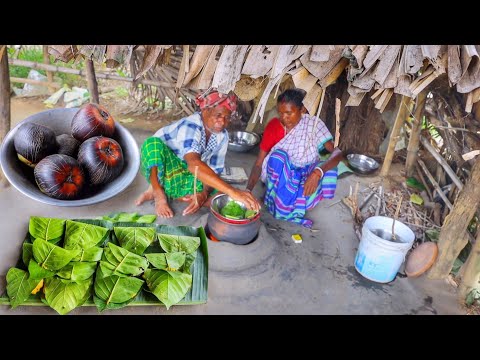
207;193;261;245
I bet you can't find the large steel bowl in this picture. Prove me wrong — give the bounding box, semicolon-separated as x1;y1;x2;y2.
0;108;140;206
347;154;380;175
228;131;260;153
207;193;261;245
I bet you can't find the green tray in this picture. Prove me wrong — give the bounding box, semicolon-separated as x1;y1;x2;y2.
0;219;209;308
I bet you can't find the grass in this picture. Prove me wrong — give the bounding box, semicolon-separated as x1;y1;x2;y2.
8;46;84;89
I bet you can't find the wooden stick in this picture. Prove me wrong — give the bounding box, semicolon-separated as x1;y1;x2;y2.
420;136;463;190
0;45;10;144
380;96;412;177
405;90;427;177
193;165;199;206
392;195;403;241
415;163;433;201
85;58;99;104
334;98;341;148
9;77;61;89
8;58;176;88
42;45;54;93
417;159;453;210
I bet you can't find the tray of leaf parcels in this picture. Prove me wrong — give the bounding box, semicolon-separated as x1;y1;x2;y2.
0;212;208;314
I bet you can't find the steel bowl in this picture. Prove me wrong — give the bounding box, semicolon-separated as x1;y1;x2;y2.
228;131;260;153
347;154;380;175
0;108;140;206
207;193;261;244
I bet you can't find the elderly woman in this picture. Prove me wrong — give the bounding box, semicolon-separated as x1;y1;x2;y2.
136;88;261;218
246;88;342;228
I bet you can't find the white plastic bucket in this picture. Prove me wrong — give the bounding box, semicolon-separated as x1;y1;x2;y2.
354;216;415;283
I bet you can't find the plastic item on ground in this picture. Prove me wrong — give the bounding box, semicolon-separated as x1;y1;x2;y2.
292;234;303;243
405;242;438;277
354;216;415;283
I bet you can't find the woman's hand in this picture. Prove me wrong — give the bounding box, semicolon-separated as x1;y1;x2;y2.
303;170;322;196
230;189;261;212
180;192;208;216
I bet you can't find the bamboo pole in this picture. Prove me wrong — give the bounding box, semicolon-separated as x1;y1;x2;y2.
405;90;427;177
420;136;463;190
417;159;453;210
380;95;412;177
42;45;54;93
85;59;99;104
10;77;60;89
0;45;10;144
8;58;176;88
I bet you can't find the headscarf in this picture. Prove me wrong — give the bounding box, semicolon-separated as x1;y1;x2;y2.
195;88;237;112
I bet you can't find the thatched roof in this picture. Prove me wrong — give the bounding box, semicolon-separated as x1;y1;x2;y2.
48;45;480;120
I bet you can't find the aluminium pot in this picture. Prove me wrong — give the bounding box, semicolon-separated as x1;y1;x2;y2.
207;193;261;245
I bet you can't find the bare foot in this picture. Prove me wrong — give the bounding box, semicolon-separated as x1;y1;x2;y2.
153;190;174;218
135;185;154;206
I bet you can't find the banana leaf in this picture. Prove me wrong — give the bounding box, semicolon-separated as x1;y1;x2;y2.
0;220;208;308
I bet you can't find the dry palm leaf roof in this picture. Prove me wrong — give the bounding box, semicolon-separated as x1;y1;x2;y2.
49;45;480;120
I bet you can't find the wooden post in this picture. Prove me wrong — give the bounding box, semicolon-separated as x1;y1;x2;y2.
380;95;412;177
0;45;10;143
85;58;99;104
0;45;10;185
405;91;427;177
428;157;480;279
458;229;480;301
42;45;54;93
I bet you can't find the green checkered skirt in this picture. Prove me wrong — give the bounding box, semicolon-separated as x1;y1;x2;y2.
140;137;203;199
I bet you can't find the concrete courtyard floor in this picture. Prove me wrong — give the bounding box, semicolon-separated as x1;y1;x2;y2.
0;125;466;315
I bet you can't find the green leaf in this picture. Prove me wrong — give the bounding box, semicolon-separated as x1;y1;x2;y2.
44;277;93;315
182;252;197;274
410;193;424;205
145;252;185;270
144;269;192;309
28;259;55;280
114;226;156;255
22;243;33;267
29;216;66;242
465;289;480;306
56;262;98;282
94;274;144;304
116;212;140;222
245;210;257;219
145;253;167;269
406;177;426;191
166;252;186;270
32;239;81;271
93;294;135;312
158;233;200;254
64;220;109;250
102;242;149;276
425;229;440;242
72;246;104;262
136;215;157;223
6;268;42;308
